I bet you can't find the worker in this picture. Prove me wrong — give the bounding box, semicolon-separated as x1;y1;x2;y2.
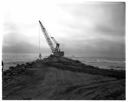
39;53;42;59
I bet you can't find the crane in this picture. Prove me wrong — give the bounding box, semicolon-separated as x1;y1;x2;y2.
51;37;60;52
39;20;55;53
39;20;64;57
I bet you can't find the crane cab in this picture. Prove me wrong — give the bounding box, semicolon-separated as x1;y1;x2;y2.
53;51;64;57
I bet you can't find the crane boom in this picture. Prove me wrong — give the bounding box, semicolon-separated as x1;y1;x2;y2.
51;37;59;45
39;20;55;53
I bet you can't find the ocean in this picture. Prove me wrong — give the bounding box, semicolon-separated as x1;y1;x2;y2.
2;53;125;71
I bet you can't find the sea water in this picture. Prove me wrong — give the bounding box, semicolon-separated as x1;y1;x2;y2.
2;53;125;71
2;53;40;71
70;56;125;70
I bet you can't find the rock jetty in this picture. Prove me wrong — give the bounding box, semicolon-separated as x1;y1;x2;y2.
3;56;125;100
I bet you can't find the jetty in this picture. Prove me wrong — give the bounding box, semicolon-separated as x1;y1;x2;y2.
3;55;125;100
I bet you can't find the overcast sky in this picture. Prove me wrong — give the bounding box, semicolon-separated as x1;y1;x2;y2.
2;0;125;58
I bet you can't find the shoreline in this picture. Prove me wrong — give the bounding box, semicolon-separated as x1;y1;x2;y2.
2;57;125;72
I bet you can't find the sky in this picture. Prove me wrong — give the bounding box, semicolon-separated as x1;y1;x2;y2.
2;0;125;58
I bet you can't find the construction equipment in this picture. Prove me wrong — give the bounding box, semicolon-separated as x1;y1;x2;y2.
51;37;60;52
51;37;64;56
39;20;64;57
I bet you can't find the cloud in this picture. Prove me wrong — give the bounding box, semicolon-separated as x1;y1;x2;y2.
3;1;125;58
3;38;50;54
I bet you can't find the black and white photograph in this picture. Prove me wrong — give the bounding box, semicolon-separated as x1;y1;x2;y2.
2;0;125;100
